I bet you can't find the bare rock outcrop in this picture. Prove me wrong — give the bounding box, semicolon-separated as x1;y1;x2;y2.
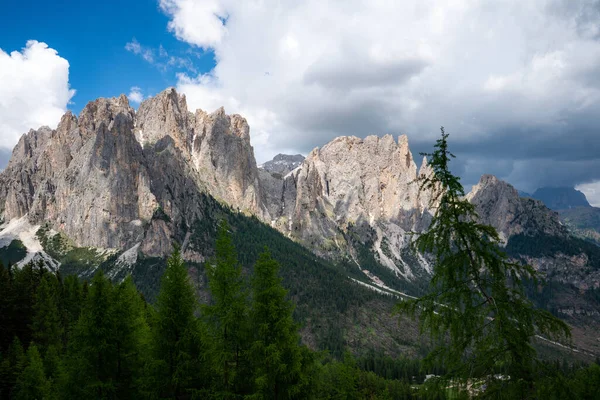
264;135;435;278
467;174;567;243
0;88;267;255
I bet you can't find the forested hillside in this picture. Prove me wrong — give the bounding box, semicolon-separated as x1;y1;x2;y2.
2;227;599;399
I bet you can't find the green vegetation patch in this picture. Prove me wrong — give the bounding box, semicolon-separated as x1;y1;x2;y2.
0;239;27;266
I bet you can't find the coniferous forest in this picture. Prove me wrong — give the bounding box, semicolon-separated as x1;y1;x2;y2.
0;219;598;399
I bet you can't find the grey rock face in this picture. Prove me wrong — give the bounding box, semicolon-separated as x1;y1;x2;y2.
264;134;435;278
468;174;599;290
1;86;596;293
0;88;267;255
532;187;591;210
0;95;157;249
260;154;305;176
190;107;266;218
467;175;566;243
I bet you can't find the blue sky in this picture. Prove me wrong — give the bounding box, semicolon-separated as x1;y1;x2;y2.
1;0;214;114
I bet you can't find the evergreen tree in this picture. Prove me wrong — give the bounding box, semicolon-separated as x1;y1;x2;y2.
42;344;66;399
248;250;310;399
31;275;63;352
13;344;52;400
152;246;205;398
203;220;251;397
0;262;14;352
0;337;27;399
61;274;84;334
396;128;570;396
113;276;151;398
10;262;47;349
65;270;117;398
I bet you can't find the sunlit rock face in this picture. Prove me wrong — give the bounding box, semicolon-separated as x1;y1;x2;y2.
259;135;436;279
0;88;266;255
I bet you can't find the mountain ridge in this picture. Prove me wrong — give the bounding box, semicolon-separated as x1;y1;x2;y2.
1;87;599;357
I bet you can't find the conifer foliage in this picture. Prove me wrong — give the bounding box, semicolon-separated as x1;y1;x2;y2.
0;214;597;399
152;245;205;397
248;250;310;399
396;128;571;396
204;220;252;397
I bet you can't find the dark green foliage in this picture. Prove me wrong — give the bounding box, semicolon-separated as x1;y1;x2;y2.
13;345;52;400
247;250;311;399
65;271;148;398
61;274;84;336
506;233;600;267
2;229;596;398
0;240;27;266
0;337;27;399
203;220;251;397
153;205;172;222
151;246;205;398
31;275;63;352
315;353;417;400
0;262;48;353
396;128;571;396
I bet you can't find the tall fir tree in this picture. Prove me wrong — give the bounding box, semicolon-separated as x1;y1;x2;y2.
13;344;52;400
0;262;14;353
65;270;117;398
31;275;63;353
396;128;570;397
203;220;251;397
61;274;84;335
0;337;27;399
65;270;148;398
248;250;310;399
152;245;205;398
113;276;151;398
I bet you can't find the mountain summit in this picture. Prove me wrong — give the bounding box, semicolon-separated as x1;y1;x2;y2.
532;187;591;210
1;88;599;356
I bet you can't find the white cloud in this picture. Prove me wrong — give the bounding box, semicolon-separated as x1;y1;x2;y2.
161;0;600;191
125;38;155;63
125;38;197;73
128;86;144;104
160;0;229;49
0;40;75;154
577;181;600;207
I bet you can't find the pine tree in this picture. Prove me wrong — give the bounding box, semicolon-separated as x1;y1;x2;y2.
248;249;309;399
203;220;251;397
152;245;205;398
13;344;52;400
0;262;14;353
66;271;151;398
31;274;63;352
396;128;570;396
65;270;117;398
113;276;151;398
61;274;84;334
0;337;26;399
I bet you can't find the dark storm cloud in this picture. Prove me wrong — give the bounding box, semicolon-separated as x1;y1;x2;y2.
0;148;11;171
173;0;600;199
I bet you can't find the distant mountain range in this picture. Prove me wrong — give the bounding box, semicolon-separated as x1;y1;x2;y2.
530;187;591;210
1;87;599;359
518;186;600;246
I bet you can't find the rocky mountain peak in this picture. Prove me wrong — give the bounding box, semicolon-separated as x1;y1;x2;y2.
136;87;192;148
532;187;591;210
0;87;267;253
259;153;305;176
468;174;566;242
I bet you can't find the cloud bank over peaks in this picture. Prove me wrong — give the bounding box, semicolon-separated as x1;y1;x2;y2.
161;0;600;196
0;40;75;154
